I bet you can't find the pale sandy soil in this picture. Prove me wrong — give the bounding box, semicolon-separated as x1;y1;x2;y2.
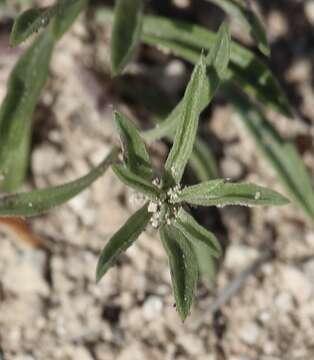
0;1;314;359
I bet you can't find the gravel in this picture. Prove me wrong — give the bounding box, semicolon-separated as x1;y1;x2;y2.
1;1;314;359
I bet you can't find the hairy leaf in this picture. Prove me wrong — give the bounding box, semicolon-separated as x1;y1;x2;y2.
96;203;151;282
113;76;218;181
225;85;314;222
164;54;207;185
174;208;222;258
113;75;219;182
112;164;160;199
176;180;289;207
0;148;118;217
160;225;198;321
96;9;292;117
205;0;270;56
114;111;152;180
111;0;144;75
205;20;231;78
0;30;54;191
142;21;231;142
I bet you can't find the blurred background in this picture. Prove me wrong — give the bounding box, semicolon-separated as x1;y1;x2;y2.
0;0;314;359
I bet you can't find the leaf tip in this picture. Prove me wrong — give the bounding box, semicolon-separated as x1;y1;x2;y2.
95;263;104;284
177;308;189;322
276;193;290;206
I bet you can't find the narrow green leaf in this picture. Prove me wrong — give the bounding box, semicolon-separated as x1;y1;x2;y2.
176;180;289;207
140;15;288;115
52;0;88;40
192;241;217;280
0;148;118;217
111;0;144;76
245;7;270;57
160;225;198;321
113;75;219;182
189;138;218;182
96;203;151;282
0;30;55;191
112;164;160;200
224;85;314;222
0;123;31;192
142;21;231;143
205;20;231;78
1;1;87;191
96;9;292;117
114;111;153;180
10;0;86;46
205;0;270;56
10;7;53;47
174;208;222;258
164;54;207;185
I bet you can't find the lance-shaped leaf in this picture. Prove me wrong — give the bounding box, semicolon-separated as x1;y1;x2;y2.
176;180;289;207
205;20;231;78
244;6;270;57
205;0;270;56
114;111;152;180
139;15;290;116
0;30;54;192
164;54;207;186
192;241;217;280
0;148;118;217
173;208;222;258
160;225;198;321
113;75;219;182
96;203;151;282
224;85;314;222
96;9;292;117
111;0;144;76
10;0;86;46
0;123;31;192
112;164;160;199
143;21;230;143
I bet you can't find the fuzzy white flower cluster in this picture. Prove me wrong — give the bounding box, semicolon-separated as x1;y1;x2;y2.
167;184;182;204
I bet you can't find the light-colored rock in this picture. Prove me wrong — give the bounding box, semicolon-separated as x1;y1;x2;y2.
143;296;163;321
172;0;190;9
274;292;294;312
64;346;94;360
303;259;314;289
32;145;65;176
239;322;260;345
221;157;243;179
2;256;49;296
177;333;205;356
279;265;312;302
267;11;288;40
305;231;314;247
225;245;259;271
68;191;97;226
116;342;146;360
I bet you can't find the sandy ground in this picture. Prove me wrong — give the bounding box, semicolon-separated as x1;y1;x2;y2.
0;1;314;359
